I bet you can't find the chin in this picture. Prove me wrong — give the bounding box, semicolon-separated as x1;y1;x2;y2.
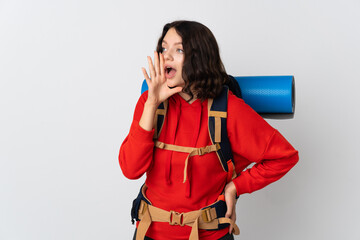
167;78;182;87
166;79;174;86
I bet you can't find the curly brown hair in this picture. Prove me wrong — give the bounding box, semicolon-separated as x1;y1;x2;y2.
156;20;229;102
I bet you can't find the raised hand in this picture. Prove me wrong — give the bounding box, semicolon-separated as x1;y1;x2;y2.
139;52;182;131
142;51;183;107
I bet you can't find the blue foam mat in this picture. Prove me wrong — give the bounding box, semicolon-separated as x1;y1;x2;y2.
141;75;295;114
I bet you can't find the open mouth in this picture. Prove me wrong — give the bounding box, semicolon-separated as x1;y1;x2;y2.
165;66;176;79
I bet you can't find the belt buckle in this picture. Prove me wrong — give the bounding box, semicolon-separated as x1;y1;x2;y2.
169;210;185;226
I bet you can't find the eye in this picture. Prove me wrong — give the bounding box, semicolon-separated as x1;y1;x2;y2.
177;49;184;53
162;47;167;52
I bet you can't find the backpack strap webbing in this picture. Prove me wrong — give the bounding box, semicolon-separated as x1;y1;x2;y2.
208;86;236;181
136;200;240;240
135;194;240;240
155;141;220;183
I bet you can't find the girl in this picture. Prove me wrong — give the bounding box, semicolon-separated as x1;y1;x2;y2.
119;20;299;240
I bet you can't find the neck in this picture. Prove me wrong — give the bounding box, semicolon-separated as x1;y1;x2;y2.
179;92;197;104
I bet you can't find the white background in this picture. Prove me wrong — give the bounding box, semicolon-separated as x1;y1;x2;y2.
1;0;360;239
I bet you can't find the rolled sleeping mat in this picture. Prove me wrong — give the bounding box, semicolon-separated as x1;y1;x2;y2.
141;75;295;119
234;76;295;119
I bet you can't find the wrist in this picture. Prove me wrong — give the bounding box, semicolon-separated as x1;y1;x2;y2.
230;181;240;199
225;181;237;196
139;100;159;132
144;100;160;109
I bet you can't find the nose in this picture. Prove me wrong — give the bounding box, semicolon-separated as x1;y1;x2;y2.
163;49;173;61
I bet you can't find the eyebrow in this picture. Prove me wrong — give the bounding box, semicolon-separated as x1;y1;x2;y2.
162;40;183;45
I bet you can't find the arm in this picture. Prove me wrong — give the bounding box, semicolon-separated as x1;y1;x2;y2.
233;129;299;195
119;52;182;179
227;93;299;196
223;94;298;233
118;92;156;179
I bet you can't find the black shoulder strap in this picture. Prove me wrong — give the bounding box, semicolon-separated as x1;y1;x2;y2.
208;86;234;173
154;100;168;140
227;75;242;99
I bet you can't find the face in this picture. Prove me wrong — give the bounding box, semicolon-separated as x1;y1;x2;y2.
161;28;185;88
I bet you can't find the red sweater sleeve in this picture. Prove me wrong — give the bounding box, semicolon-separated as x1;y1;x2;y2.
227;92;299;196
118;91;155;179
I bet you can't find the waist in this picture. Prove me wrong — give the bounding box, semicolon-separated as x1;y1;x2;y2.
144;223;229;240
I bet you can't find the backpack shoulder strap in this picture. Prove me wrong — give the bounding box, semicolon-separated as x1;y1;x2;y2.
154;100;168;140
208;86;237;182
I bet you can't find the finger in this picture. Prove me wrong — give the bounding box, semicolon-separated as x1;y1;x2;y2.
142;67;151;83
232;208;236;222
229;208;236;234
154;51;160;77
159;52;165;78
147;56;156;80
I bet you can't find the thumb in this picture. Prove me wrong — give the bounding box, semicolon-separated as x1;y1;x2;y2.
225;198;233;218
167;86;183;97
170;86;183;94
225;198;235;234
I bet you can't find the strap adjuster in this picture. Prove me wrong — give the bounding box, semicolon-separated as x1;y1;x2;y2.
201;208;213;223
169;210;185;226
197;148;204;156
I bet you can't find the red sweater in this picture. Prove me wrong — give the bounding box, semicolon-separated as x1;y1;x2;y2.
119;91;299;240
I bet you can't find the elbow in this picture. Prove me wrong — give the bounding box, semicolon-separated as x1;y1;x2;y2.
118;150;148;180
262;149;300;174
281;150;299;174
121;168;143;180
291;150;300;166
118;156;144;180
118;140;153;180
281;150;299;170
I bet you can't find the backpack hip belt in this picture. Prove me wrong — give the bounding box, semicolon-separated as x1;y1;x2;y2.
133;185;240;240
